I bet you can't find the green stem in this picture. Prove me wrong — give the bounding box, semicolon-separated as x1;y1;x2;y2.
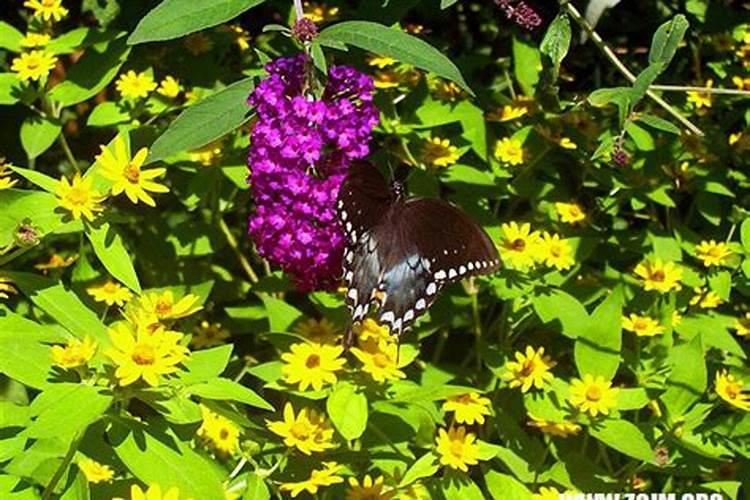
218;218;259;284
42;434;80;500
58;132;79;172
0;246;33;267
471;292;482;370
650;84;750;96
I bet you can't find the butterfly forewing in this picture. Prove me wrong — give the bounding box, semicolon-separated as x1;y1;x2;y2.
336;160;393;244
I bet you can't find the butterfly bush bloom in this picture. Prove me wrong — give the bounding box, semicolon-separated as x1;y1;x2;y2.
247;55;379;291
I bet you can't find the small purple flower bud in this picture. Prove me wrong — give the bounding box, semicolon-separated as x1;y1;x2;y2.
291;18;318;43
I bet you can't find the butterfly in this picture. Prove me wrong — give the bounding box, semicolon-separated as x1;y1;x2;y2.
336;160;501;347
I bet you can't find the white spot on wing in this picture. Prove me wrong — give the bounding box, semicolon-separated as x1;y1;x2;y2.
416;298;426;310
448;268;457;279
426;282;437;295
434;270;446;280
404;309;414;322
381;311;395;324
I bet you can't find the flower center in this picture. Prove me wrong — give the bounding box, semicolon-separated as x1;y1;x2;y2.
124;163;141;183
586;385;602;401
373;353;390;368
131;343;155;365
519;359;536;377
66;188;89;206
155;299;172;316
550;245;562;257
103;282;119;294
634;319;648;331
449;439;464;457
219;428;230;440
651;270;665;282
305;354;321;368
511;238;526;251
455;394;473;404
290;422;311;440
726;383;740;400
26;57;41;70
42;0;56;6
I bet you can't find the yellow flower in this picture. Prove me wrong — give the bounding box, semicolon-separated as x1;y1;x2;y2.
183;32;214;55
351;339;406;383
96;136;169;206
732;75;750;90
0;159;17;191
303;2;340;23
197;405;241;455
533;486;565;500
118;483;188;500
266;402;336;455
115;70;157;99
294;317;340;345
734;313;750;337
503;346;555;392
137;290;202;321
281;342;345;391
555;202;586;224
558;137;577;149
435;426;480;472
24;0;68;21
527;414;581;438
498;221;541;270
430;79;464;102
188;140;222;166
157;76;181;98
35;253;77;271
21;32;51;48
695;240;732;267
78;457;114;484
494;137;524;165
191;321;230;349
354;318;392;345
280;462;344;498
539;232;574;270
367;54;397;68
373;70;402;89
622;313;665;337
55;173;105;221
105;323;188;386
50;337;97;369
11;50;57;82
689;287;723;309
686;80;713;109
634;259;683;293
347;475;395;500
0;276;17;300
442;392;492;425
87;280;133;307
671;310;683;327
497;104;528;122
422;137;460;167
715;370;750;411
227;24;250;51
569;374;619;417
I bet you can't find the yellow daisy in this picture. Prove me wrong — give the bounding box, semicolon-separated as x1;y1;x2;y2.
137;290;202;321
78;457;114;484
281;342;345;392
188;140;223;167
0;159;17;191
354;318;392;345
55;173;105;221
539;232;574;270
280;462;344;498
227;24;250;51
555;202;586;224
191;321;230;349
347;475;395;500
494;137;524;165
497;104;528;122
11;50;58;82
303;2;340;23
120;483;186;500
351;339;406;383
197;405;241;455
86;280;133;307
503;346;555;392
294;317;340;345
498;221;542;270
558;137;577;149
527;414;581;438
694;240;732;267
24;0;68;21
50;337;97;369
157;76;181;98
634;259;683;293
715;370;750;412
621;314;665;337
430;79;465;102
734;313;750;337
367;54;397;68
266;402;336;455
34;253;77;271
115;70;157;99
104;323;188;386
442;392;492;425
689;287;723;309
0;276;17;300
96;136;168;206
533;486;565;500
422;137;460;167
21;32;52;48
435;426;480;472
687;80;713;109
569;374;619;417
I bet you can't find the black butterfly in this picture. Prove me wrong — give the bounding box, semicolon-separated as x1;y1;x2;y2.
337;161;501;347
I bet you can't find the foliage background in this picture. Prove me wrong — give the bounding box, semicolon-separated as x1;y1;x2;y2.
1;0;749;498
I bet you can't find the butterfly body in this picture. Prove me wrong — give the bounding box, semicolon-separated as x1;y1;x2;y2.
337;161;500;346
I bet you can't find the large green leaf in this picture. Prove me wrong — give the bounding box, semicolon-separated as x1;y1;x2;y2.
262;295;303;333
0;73;23;105
327;382;368;440
20;116;62;160
0;313;63;389
176;345;233;385
0;190;63;247
589;419;654;462
661;334;706;420
147;77;255;163
531;289;588;339
574;288;622;379
0;22;23;52
539;13;571;82
26;384;112;441
48;36;130;107
483;470;532;500
128;0;266;44
10;166;59;193
85;222;141;293
648;15;689;67
188;377;274;411
318;21;472;95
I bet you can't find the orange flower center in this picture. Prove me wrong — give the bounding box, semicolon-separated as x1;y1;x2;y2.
449;439;464;457
511;238;526;251
42;0;56;6
124;163;141;183
306;354;321;368
131;343;155;365
633;318;648;331
219;427;230;440
290;422;311;440
373;353;390;368
725;383;740;400
519;359;536;377
66;188;89;205
651;270;665;282
586;385;602;401
103;282;119;294
155;299;172;316
550;245;562;257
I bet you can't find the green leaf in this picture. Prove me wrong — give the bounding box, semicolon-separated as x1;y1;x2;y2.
327;382;368;440
148;78;254;163
441;473;484;500
649;15;689;67
661;334;706;419
188;377;273;411
110;421;226;500
26;384;112;441
262;295;303;333
398;452;439;487
512;36;540;96
0;190;64;247
636;113;681;135
531;289;588;339
177;345;233;385
539;14;571;81
0;22;23;52
318;21;472;95
483;470;532;500
574;288;622;379
625;121;655;151
10;166;59;193
20;116;62;160
441;0;459;7
590;419;654;462
588;87;631;126
9;273;109;345
48;37;130;108
630;63;664;105
0;313;62;389
741;218;750;252
242;473;270;500
617;388;651;410
128;0;266;44
0;73;23;105
87;101;129;127
85;222;141;292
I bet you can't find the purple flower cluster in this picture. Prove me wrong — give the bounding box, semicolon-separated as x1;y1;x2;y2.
494;0;543;30
247;54;379;291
